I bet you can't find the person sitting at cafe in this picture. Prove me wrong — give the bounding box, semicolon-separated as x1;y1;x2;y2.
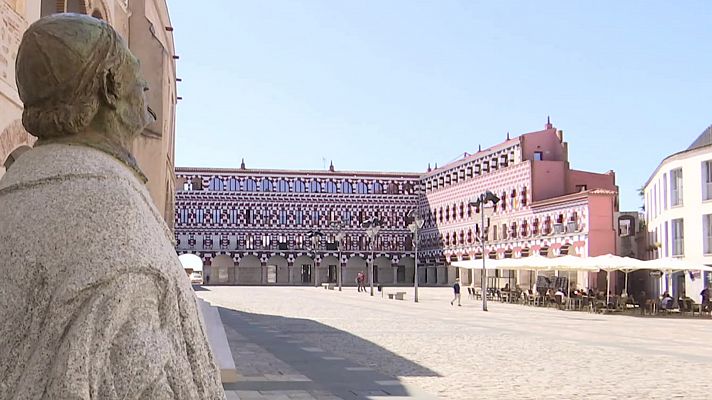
678;291;693;312
620;291;629;304
701;287;710;311
661;291;674;310
554;288;567;308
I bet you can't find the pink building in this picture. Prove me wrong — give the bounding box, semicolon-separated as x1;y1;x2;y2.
420;119;618;290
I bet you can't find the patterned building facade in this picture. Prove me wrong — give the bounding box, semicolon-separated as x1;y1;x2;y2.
175;166;423;286
176;120;620;289
0;0;177;228
419;120;619;290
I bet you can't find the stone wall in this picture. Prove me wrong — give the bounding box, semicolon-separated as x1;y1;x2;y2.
0;0;176;228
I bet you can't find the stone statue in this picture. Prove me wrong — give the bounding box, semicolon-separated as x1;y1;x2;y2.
0;14;225;399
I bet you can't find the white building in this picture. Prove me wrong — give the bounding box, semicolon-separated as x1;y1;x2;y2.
643;124;712;302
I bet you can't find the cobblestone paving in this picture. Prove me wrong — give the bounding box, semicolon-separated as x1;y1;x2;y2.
198;286;712;400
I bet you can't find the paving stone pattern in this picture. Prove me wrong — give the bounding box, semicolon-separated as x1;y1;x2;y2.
197;286;712;400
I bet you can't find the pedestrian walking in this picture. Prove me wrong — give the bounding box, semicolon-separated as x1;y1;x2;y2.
451;278;461;306
356;271;365;292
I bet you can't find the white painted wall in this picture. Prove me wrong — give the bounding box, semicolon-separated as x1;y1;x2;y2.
645;146;712;302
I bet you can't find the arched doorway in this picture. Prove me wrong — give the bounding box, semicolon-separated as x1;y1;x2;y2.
345;255;367;285
211;254;234;284
238;255;261;284
265;255;288;285
293;255;314;284
399;256;414;284
178;253;203;282
321;255;340;284
374;256;392;284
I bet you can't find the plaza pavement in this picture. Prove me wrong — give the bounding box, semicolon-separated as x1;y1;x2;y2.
195;286;712;400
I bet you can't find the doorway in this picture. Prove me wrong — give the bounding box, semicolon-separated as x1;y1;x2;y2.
266;265;277;284
328;265;337;283
301;265;311;283
397;265;405;283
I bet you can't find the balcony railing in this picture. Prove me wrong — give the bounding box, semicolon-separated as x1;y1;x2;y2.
553;223;565;234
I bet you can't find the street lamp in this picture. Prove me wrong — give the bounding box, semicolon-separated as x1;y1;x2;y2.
307;230;324;287
468;191;500;312
332;220;347;292
363;217;382;296
408;210;425;303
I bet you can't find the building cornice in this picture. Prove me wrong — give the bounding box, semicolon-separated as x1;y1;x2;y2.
423;127;557;178
176;166;422;179
530;189;615;209
643;140;712;189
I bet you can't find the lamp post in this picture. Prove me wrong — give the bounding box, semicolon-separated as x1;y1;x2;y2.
364;217;382;296
307;230;323;287
332;220;347;292
468;191;500;312
408;210;425;302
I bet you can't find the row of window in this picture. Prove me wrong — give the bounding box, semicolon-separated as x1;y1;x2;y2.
422;213;581;249
177;233;414;252
646;161;712;220
423;146;535;193
176;207;410;228
649;215;712;257
426;187;529;227
179;176;417;195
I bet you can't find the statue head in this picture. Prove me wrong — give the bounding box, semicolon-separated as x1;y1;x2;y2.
15;14;155;163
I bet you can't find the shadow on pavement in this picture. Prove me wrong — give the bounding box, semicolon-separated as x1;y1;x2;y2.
218;306;440;399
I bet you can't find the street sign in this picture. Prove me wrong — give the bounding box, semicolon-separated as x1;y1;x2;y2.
649;270;662;277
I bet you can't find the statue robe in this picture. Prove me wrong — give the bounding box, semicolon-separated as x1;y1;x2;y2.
0;144;225;399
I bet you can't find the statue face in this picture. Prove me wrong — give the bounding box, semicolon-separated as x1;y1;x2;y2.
118;54;156;138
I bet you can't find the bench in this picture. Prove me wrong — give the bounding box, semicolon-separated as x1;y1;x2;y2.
321;283;335;290
386;291;406;300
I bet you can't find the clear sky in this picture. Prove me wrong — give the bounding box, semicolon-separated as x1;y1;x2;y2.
170;1;712;211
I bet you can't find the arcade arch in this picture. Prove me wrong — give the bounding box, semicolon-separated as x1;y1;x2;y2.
373;256;392;284
238;254;262;284
265;255;288;284
178;254;202;280
293;255;315;284
320;255;340;284
398;256;415;284
345;255;367;284
211;254;234;284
